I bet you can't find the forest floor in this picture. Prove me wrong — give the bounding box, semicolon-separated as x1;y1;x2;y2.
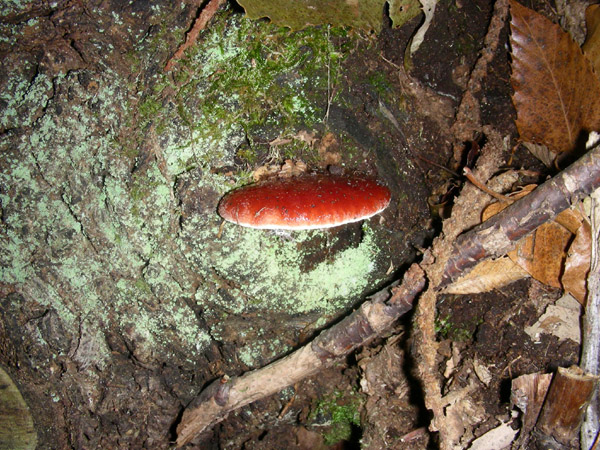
0;0;592;449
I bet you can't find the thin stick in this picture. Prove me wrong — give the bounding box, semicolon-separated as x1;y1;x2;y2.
463;167;510;202
415;154;460;178
164;0;226;72
441;145;600;288
175;264;426;446
175;145;600;446
581;187;600;450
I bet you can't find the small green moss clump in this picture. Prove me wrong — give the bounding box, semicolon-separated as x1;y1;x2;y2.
435;314;482;341
310;389;363;446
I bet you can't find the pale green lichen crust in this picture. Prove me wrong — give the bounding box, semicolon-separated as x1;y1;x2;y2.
185;218;385;315
0;6;388;366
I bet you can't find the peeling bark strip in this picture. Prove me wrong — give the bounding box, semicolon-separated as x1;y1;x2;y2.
442;145;600;287
532;366;600;448
175;264;426;447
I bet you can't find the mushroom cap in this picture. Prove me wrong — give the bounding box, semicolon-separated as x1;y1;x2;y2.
218;174;391;230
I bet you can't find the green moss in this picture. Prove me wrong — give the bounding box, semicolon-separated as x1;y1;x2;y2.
235;146;258;164
435;314;481;341
130;10;345;178
0;6;391;367
367;71;392;96
137;96;163;129
311;389;362;446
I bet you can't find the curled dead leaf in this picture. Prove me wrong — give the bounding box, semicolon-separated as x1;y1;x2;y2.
251;160;307;181
509;0;600;154
507;215;575;290
279;159;308;178
562;220;592;303
583;4;600;76
449;183;591;300
318;132;342;167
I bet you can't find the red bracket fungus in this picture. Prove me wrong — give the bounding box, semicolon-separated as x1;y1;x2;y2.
218;174;391;230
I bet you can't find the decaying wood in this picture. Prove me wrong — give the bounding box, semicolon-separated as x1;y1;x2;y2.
175;263;426;447
581;187;600;449
511;368;600;449
532;366;600;449
413;128;512;449
442;145;600;288
176;141;600;446
511;373;553;449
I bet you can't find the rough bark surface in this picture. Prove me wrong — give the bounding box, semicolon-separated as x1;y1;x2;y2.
1;1;592;448
0;1;434;448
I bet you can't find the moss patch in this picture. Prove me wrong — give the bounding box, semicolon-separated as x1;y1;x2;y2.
0;6;391;367
310;388;363;446
135;9;343;177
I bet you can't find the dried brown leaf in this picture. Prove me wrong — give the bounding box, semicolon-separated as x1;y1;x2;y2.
522;142;555;168
562;219;591;304
583;4;600;76
508;218;573;289
477;188;591;298
481;185;535;221
554;206;585;234
509;0;600;154
443;256;529;294
318;132;342;166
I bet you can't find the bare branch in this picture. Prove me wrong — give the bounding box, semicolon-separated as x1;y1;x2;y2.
175;143;600;447
441;145;600;288
175;264;426;447
581;188;600;449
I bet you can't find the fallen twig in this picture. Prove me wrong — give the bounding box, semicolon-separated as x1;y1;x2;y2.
164;0;226;72
175;143;600;446
175;263;426;446
442;144;600;288
463;167;511;203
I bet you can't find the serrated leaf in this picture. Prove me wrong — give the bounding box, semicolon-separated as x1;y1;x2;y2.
509;0;600;153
